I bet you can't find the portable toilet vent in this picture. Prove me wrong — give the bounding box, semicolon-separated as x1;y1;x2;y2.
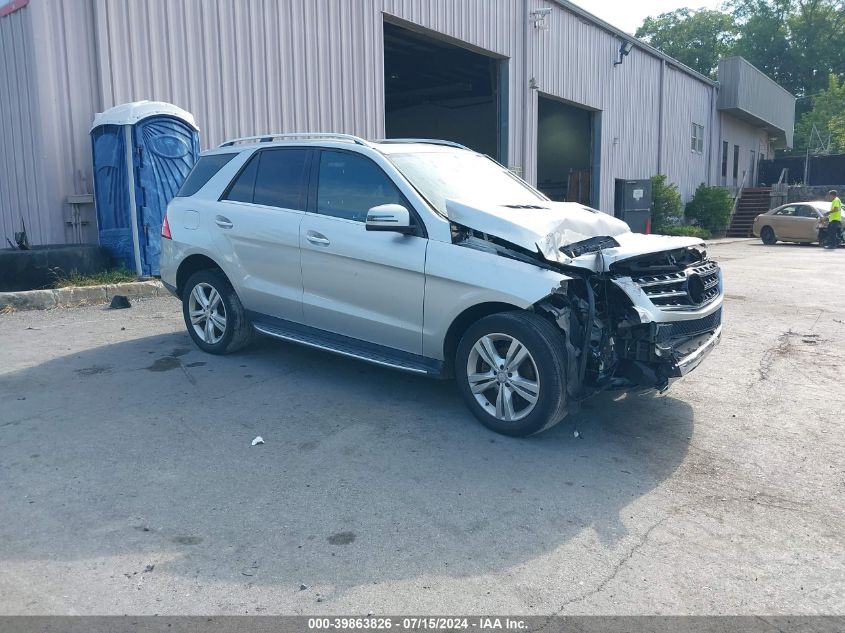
90;101;199;276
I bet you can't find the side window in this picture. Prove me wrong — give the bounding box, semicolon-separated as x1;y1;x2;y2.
223;149;308;210
224;154;260;203
796;206;817;218
775;206;796;216
177;153;236;197
253;149;309;210
316;151;404;222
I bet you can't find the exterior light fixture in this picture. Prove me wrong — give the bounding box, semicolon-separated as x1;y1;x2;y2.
614;40;634;66
531;7;551;29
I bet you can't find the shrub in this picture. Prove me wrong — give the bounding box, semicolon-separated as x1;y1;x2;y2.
685;184;732;233
658;225;711;239
650;174;683;231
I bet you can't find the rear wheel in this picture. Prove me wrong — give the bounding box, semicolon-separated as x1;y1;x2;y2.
182;269;252;354
455;312;569;437
760;225;777;245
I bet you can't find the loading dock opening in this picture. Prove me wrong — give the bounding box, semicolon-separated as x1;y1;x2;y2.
536;95;598;206
383;21;506;161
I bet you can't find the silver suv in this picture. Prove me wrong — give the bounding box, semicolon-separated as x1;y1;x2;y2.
160;134;723;436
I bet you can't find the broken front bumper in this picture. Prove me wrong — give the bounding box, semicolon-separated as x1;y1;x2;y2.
615;308;723;389
668;325;722;377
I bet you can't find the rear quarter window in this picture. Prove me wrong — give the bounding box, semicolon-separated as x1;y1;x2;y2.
176;153;237;197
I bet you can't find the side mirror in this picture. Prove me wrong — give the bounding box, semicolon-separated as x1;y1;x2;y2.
365;204;415;234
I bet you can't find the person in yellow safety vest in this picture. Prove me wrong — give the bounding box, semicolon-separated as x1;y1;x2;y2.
824;189;842;249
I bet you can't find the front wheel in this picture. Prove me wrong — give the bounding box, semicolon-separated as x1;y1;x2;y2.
182;269;252;354
760;225;777;245
455;312;569;437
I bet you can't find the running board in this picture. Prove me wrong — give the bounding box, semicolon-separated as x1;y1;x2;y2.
252;322;440;376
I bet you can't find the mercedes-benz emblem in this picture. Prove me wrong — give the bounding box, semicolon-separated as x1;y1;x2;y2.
686;273;706;305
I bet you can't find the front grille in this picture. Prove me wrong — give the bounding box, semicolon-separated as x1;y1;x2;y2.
632;260;721;310
664;307;722;338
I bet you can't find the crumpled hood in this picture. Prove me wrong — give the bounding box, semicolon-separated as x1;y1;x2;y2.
446;199;704;272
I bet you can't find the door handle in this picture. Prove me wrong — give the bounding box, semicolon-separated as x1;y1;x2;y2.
305;231;330;246
215;215;233;229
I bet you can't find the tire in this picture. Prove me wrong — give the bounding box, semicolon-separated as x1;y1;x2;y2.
455;311;569;437
182;269;252;355
760;226;777;245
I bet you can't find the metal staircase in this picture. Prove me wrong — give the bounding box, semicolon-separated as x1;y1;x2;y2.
726;187;771;238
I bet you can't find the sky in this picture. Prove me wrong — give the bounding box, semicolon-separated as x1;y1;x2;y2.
570;0;725;35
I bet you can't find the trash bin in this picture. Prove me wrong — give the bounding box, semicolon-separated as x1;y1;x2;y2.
90;101;199;276
614;179;653;234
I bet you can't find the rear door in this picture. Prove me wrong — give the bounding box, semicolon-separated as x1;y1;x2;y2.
299;149;427;355
213;148;311;321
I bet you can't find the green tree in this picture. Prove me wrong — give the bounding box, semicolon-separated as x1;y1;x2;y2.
794;74;845;153
650;174;683;231
638;0;845;102
635;8;738;78
721;0;843;98
727;0;795;91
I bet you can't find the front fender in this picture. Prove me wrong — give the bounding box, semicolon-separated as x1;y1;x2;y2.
422;240;571;359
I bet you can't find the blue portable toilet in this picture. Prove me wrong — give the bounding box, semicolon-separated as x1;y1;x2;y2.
90;101;199;276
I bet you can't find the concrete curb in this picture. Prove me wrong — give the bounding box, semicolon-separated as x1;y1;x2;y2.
705;237;756;246
0;280;167;312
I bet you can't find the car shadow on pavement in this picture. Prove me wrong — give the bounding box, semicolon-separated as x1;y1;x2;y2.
0;330;693;594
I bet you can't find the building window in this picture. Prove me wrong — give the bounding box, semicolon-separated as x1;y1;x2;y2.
721;141;729;178
690;123;704;154
732;144;740;180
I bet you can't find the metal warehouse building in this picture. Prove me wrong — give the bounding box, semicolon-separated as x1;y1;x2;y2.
0;0;795;247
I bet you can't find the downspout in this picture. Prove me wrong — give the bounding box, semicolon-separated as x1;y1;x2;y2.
657;59;665;174
706;83;716;186
522;0;530;182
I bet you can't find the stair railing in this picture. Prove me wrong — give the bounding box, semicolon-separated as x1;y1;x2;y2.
769;168;788;209
729;169;749;221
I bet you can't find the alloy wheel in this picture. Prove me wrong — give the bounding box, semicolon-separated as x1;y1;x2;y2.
466;333;540;422
187;282;227;345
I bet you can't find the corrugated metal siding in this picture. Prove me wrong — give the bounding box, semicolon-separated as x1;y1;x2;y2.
0;4;48;245
718;57;795;147
719;113;772;187
29;0;101;244
94;0;385;149
6;0;789;247
526;0;667;209
661;66;715;201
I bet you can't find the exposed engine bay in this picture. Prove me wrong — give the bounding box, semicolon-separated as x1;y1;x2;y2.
452;220;724;398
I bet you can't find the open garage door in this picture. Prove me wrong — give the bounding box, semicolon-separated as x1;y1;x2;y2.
537;95;599;206
384;21;506;161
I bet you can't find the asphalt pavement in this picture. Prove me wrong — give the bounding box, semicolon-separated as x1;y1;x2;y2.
0;240;842;615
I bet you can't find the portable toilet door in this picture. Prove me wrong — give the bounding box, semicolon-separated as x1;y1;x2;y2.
91;101;199;276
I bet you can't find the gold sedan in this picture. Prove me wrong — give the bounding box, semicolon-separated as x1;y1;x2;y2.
752;201;831;245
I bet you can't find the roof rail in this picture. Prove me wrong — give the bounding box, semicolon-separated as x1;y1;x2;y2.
218;132;370;148
376;138;471;150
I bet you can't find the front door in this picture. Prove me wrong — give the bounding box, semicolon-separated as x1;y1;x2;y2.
300;150;427;355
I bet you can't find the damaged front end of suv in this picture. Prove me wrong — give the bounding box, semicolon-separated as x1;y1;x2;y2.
448;199;724;400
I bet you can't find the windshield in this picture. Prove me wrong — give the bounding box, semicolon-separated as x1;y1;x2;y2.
388;151;548;216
